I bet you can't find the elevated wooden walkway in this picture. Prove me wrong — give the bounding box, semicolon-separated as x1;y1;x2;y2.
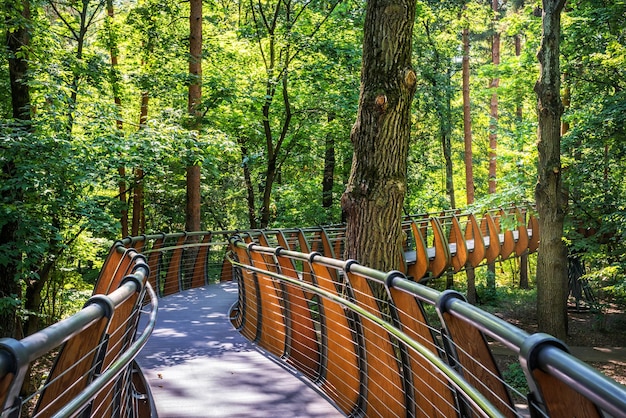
3;205;625;418
137;282;343;418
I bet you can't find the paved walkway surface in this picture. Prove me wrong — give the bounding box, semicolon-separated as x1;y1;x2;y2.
137;282;344;418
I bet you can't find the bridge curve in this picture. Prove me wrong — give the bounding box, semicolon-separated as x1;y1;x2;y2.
2;205;626;418
137;282;343;417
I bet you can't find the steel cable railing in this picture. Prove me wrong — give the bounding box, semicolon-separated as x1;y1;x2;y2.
0;249;157;418
3;203;621;417
228;235;626;418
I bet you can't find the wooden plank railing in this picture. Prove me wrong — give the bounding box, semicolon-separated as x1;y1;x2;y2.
228;237;626;418
0;245;157;418
403;205;539;281
7;204;623;418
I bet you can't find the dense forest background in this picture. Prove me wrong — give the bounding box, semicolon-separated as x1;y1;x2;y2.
1;0;625;336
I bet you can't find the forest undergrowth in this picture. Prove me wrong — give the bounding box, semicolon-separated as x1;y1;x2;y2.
475;283;626;386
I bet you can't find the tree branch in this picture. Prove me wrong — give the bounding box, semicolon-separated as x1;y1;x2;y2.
47;0;80;41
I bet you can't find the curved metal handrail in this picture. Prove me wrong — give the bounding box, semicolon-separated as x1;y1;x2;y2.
50;282;158;418
0;256;155;418
228;237;626;418
6;203;621;417
227;252;502;417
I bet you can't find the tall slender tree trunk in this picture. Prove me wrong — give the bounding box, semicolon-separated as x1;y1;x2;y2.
238;141;257;229
248;1;341;227
442;69;456;209
322;113;336;209
2;0;31;338
259;68;292;228
534;0;568;340
461;21;477;304
131;168;145;235
561;73;570;136
105;0;129;237
131;86;149;235
462;26;475;206
515;34;524;121
7;0;31;121
342;1;417;279
512;9;529;289
488;0;500;195
486;0;501;291
186;0;202;232
66;2;89;133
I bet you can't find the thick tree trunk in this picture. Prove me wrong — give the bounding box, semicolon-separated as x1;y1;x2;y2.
342;1;417;276
186;0;202;232
534;0;568;340
462;26;475;206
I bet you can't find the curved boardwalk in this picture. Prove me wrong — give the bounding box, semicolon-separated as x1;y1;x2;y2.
137;282;343;418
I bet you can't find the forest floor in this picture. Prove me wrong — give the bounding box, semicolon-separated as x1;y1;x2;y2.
491;298;626;385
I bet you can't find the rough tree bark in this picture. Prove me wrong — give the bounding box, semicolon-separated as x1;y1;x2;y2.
534;0;568;340
186;0;202;232
342;1;417;277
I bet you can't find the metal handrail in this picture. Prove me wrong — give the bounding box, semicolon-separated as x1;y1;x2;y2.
0;263;153;418
227;252;502;417
51;282;158;418
230;237;626;418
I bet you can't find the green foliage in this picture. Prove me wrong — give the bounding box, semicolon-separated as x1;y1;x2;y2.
584;264;626;307
502;362;529;397
0;295;20;317
560;1;626;283
475;277;537;312
2;0;626;335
